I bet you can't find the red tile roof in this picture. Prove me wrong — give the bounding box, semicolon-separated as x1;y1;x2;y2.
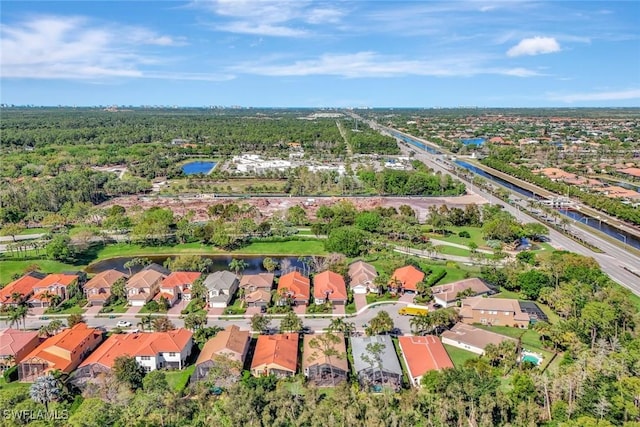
161;272;201;289
79;329;193;369
21;323;102;373
0;273;43;304
313;270;347;301
618;167;640;178
251;333;298;373
390;266;425;291
398;335;453;383
0;329;40;360
35;273;78;289
277;272;310;301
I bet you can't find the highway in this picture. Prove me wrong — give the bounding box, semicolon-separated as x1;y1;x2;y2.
391;130;640;296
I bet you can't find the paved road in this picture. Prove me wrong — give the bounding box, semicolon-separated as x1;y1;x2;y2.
18;302;414;335
390;129;640;296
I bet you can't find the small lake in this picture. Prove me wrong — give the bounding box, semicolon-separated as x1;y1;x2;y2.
460;138;485;146
86;255;306;276
182;161;216;175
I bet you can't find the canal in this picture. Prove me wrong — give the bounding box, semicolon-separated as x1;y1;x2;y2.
87;255;307;275
394;130;640;249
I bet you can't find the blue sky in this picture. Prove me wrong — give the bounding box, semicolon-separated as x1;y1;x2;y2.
1;0;639;107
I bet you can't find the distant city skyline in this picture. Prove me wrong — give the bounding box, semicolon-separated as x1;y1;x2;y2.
1;1;639;107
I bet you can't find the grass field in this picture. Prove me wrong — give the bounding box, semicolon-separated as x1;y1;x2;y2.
165;365;195;392
0;377;30;391
426;226;486;248
437;245;471;257
233;240;326;255
444;344;478;368
18;227;51;235
0;259;79;285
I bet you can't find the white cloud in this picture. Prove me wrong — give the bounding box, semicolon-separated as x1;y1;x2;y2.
507;36;561;57
0;15;229;81
549;89;640;103
198;0;344;37
230;51;541;78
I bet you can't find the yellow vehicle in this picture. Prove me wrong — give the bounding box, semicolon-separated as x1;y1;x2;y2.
398;304;429;316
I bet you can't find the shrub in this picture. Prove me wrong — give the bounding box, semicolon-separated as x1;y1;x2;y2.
3;365;18;383
458;231;471;238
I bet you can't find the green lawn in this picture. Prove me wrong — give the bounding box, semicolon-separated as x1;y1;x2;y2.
0;258;79;285
232;240;326;255
444;344;478;368
95;242;225;259
18;227;51;235
165;365;195;392
99;301;129;314
426;226;486;248
45;305;85;315
0;377;31;391
437;246;471;257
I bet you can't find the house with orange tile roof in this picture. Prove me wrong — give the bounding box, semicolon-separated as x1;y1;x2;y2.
18;323;102;381
0;329;41;372
192;325;250;382
398;335;453;387
303;333;348;387
617;167;640;180
84;270;127;306
389;265;425;293
348;260;378;294
313;270;348;305
431;278;493;308
276;272;310;306
441;323;518;355
250;333;298;377
156;271;202;307
459;296;530;328
72;329;193;386
28;273;80;308
0;271;46;307
126;264;169;307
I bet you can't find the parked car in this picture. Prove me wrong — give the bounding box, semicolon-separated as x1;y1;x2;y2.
116;320;132;328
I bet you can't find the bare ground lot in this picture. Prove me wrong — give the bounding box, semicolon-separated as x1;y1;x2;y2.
100;192;487;222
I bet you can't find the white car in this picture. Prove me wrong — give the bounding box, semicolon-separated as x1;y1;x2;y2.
116;320;132;328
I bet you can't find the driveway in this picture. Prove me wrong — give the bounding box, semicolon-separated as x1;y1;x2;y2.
354;294;368;312
399;293;415;304
293;305;307;315
168;300;187;315
332;304;345;315
85;305;102;315
245;306;262;316
208;307;225;316
29;306;47;316
125;305;142;315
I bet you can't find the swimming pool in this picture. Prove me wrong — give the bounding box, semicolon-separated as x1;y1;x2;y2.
521;350;543;366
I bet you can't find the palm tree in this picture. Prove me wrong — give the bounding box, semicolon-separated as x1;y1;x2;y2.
228;258;249;277
328;317;355;336
137;314;154;331
7;307;22;329
29;374;62;411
